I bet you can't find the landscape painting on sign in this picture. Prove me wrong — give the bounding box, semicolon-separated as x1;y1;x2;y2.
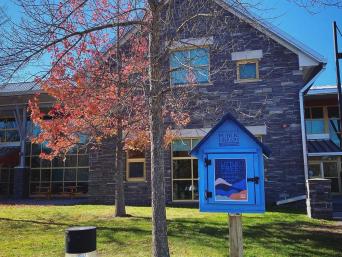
214;159;247;201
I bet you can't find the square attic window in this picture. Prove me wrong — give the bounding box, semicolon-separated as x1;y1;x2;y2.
237;59;259;82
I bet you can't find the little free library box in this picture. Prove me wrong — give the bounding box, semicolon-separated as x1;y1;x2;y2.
190;114;271;214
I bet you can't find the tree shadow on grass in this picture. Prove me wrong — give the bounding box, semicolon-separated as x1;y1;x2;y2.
0;216;150;245
166;217;342;257
244;221;342;257
266;205;307;215
1;207;340;256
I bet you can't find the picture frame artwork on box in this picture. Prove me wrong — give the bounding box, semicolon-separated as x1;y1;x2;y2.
214;159;247;201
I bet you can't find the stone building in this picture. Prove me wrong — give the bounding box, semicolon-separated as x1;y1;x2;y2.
88;1;326;205
1;1;337;210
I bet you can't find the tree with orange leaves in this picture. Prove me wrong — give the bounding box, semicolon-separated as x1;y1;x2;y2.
29;1;152;217
29;9;150;216
27;1;191;220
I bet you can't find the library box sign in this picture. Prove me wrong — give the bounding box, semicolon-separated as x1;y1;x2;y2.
190;114;270;213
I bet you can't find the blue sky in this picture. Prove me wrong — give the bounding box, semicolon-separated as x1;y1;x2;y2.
3;0;342;85
252;0;342;86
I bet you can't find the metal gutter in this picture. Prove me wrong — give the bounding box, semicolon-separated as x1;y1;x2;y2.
308;152;342;157
275;69;326;207
299;64;326;205
276;195;306;206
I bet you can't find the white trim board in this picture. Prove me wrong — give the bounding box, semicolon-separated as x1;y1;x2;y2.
307;134;330;140
173;125;267;138
169;37;214;49
0;142;20;147
308;152;342;157
231;50;263;61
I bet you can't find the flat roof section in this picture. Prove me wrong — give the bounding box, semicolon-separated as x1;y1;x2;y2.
307;139;342;156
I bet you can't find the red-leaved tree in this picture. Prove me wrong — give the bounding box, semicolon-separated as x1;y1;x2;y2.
28;2;150;216
27;1;191;222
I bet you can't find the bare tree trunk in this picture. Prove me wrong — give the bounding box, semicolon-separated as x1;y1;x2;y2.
114;1;126;217
114;126;127;217
149;2;170;256
150;99;169;257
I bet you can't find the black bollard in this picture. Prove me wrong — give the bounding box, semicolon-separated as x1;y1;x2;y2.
65;226;96;257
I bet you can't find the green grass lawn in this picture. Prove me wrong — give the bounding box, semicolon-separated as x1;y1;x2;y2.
0;205;341;257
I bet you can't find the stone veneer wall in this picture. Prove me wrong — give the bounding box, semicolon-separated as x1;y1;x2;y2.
89;143;172;205
88;0;311;205
307;179;333;219
88;140;116;204
176;0;307;204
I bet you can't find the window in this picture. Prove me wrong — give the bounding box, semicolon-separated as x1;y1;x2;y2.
308;159;341;193
305;107;326;134
323;162;340;193
170;48;209;85
305;106;341;144
27;143;89;196
308;164;321;178
236;59;259;82
328;107;340;145
0;167;13;196
0;118;20;143
126;150;146;182
172;138;200;201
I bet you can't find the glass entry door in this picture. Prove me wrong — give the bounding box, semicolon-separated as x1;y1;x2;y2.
308;159;342;194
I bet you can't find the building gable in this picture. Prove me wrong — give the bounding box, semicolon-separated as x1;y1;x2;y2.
212;0;325;82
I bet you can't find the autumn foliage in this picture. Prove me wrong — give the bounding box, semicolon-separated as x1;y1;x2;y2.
28;0;190;160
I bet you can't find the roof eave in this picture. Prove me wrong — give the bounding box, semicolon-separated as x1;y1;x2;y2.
190;113;271;158
214;0;326;66
302;62;326;85
0;89;42;97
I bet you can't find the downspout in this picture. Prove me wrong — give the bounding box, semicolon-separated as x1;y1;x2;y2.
299;65;325;208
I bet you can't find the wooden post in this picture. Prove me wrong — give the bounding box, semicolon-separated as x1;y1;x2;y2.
228;214;243;257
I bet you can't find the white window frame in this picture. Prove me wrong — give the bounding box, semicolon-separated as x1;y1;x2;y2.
171;138;201;202
170;46;211;86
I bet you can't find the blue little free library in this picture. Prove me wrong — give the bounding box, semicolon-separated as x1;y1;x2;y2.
190;114;271;214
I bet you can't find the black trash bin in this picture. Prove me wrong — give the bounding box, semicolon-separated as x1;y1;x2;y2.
65;226;96;256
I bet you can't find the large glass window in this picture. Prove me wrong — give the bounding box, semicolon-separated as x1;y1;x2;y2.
27;143;89;196
170;48;209;85
172;138;200;201
0;118;20;143
126;150;145;182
